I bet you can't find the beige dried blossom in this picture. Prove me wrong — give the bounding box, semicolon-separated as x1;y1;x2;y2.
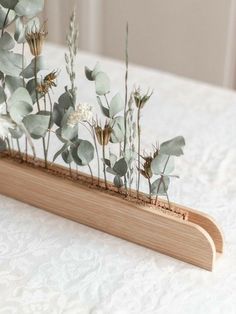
26;26;47;57
94;122;112;146
67;103;93;126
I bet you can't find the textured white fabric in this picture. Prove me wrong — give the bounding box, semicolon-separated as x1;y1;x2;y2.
0;44;236;313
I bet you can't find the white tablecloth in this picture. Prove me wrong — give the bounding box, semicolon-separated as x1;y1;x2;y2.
0;44;236;314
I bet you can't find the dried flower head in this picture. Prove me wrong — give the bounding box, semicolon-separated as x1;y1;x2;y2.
0;115;15;140
133;87;153;109
94;121;112;146
37;70;59;94
138;147;159;179
26;24;47;57
67;103;93;126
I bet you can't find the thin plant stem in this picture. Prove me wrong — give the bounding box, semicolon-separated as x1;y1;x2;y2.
148;177;152;204
1;8;10;37
25;136;28;161
102;144;108;189
45;92;53;163
123;23;129;194
137;106;141;199
163;179;171;210
22;43;26;87
154;155;170;206
69;163;72;177
88;163;94;184
91;125;100;186
104;94;110;108
16;138;22;159
6;137;12;156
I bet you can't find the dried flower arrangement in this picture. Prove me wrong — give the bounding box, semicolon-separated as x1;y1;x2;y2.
0;1;223;270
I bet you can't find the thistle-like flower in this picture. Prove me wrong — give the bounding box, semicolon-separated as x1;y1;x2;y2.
26;25;47;57
37;71;59;94
94;122;112;146
0;115;15;140
133;87;153;109
67;103;93;126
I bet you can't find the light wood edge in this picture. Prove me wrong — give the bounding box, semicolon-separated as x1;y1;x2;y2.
0;157;218;270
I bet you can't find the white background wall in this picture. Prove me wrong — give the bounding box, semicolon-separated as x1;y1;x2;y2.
44;0;236;88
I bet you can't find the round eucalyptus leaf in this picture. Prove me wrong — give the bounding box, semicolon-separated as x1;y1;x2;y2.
109;93;123;118
21;56;47;79
95;72;110;95
5;75;23;93
109;152;117;168
151;154;175;175
14;17;25;43
110;116;124;143
0;6;15;29
53;142;69;162
113;175;123;188
113;157;128;177
0;86;6;104
0;0;18;9
9;125;23;139
0;32;15;50
62;149;73;164
0;49;25;76
58;90;73;110
15;0;44;17
77;140;94;166
0;138;6;151
23;114;50;139
97;96;109;117
61;124;78;142
85;62;101;81
26;77;43;104
9;87;33;123
159;136;185;156
53;102;64;127
37;110;53;128
151;176;170;196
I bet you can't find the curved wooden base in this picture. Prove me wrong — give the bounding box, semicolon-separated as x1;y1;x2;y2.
0;156;223;271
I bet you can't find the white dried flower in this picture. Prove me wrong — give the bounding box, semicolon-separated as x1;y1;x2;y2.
0;115;15;140
67;103;93;126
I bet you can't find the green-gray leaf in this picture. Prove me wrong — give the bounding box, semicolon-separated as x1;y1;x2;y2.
6;75;23;93
85;62;101;81
9;87;33;123
0;6;15;28
113;158;127;177
15;0;44;17
110;116;124;143
0;138;6;151
0;86;6;104
77;140;94;166
23;114;50;139
0;49;24;76
21;56;47;78
53;143;70;162
151;176;170;196
9;125;23;139
95;72;110;95
151;154;174;175
0;0;18;9
97;96;109;117
0;32;15;50
109;93;123;118
113;175;123;188
160;136;185;156
62;149;73;164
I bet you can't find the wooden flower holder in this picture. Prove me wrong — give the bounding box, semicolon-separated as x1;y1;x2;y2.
0;154;223;271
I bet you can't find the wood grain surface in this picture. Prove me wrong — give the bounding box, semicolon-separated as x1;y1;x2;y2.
0;157;223;270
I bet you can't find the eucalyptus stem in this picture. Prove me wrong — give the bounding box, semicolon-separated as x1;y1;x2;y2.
16;138;22;159
69;163;72;177
137;106;141;199
45;92;53;163
148;177;152;204
25;136;28;161
102;144;108;189
155;155;170;206
34;57;40;112
88;163;94;184
91;125;100;185
1;8;10;37
22;43;26;87
163;179;171;210
123;23;129;194
6;137;12;156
